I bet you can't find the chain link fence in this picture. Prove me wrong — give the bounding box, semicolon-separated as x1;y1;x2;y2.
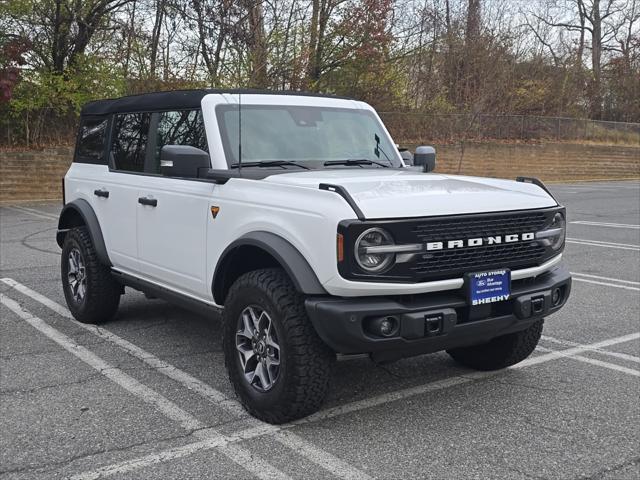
379;113;640;146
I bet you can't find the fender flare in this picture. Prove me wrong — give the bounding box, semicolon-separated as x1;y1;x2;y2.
56;199;111;266
212;231;327;304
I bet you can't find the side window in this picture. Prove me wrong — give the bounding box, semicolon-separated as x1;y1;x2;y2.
75;117;108;163
151;110;208;173
111;113;150;172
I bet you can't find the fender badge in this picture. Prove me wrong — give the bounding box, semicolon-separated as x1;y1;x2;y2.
210;206;220;219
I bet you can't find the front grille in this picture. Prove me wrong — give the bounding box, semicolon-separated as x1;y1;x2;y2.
409;211;549;280
338;208;561;283
411;211;548;240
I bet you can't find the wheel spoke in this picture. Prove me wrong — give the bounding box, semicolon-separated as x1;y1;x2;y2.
265;331;280;352
248;307;261;331
254;362;270;389
237;343;256;371
243;309;256;334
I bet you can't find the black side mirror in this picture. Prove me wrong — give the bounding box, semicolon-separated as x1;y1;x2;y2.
413;146;436;172
160;145;210;178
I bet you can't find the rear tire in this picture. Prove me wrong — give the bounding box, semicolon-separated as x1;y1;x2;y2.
223;268;334;424
61;227;121;324
447;320;543;370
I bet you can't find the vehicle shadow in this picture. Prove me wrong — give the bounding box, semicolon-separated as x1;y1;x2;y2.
108;291;472;411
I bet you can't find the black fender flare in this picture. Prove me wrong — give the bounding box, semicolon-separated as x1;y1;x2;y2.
212;231;327;304
56;199;111;266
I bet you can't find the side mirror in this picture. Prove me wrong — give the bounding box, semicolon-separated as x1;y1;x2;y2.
398;147;414;166
413;146;436;172
160;145;210;178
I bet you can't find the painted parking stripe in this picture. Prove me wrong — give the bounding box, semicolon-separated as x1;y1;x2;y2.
0;294;292;480
517;333;640;368
567;238;640;249
570;221;640;230
4;205;59;221
566;239;640;251
0;277;248;417
0;278;373;480
569;272;640;286
536;346;640;377
571;277;640;292
273;430;373;480
72;331;640;480
541;335;640;364
4;278;640;478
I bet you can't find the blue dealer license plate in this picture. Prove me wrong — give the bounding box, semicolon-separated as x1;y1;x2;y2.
467;269;511;306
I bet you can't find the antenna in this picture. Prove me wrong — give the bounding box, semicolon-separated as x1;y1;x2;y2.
238;91;242;174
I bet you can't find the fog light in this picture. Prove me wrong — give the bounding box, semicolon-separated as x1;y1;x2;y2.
380;318;395;336
552;288;562;306
364;316;399;338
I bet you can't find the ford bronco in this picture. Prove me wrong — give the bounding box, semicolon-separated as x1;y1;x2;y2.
58;89;571;424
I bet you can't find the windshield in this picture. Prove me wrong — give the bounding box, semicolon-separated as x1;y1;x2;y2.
216;105;402;168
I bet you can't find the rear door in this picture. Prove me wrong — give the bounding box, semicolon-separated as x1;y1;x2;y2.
135;109;214;298
93;112;153;272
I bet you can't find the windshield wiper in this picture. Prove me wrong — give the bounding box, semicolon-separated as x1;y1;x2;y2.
324;159;389;168
230;160;310;170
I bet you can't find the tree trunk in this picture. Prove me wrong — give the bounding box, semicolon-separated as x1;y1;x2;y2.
306;0;320;87
590;0;603;119
150;0;165;78
246;0;268;88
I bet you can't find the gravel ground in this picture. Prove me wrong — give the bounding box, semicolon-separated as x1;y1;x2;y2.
1;180;638;480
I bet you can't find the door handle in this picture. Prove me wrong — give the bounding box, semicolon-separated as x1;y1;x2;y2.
94;189;109;198
138;196;157;207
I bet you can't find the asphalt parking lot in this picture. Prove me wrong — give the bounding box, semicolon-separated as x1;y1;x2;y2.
1;180;639;480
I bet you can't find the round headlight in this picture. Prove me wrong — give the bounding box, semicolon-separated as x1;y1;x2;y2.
354;228;395;273
550;212;566;250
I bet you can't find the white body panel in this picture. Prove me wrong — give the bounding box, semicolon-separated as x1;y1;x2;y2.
64;93;562;306
261;169;557;218
65;164;139;271
135;176;214;297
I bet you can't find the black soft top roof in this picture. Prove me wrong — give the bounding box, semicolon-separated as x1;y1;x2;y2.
81;89;351;116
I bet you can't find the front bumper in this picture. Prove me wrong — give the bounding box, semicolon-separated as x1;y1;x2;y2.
305;265;571;362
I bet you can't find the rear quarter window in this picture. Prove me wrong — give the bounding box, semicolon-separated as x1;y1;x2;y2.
75;117;108;164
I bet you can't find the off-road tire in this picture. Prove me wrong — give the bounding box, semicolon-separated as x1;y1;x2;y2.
223;268;334;424
61;227;121;324
447;320;544;370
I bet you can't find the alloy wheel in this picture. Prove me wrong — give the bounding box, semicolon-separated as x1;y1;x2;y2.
236;305;281;391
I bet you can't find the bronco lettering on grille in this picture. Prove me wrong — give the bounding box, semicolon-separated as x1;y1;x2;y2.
425;232;535;251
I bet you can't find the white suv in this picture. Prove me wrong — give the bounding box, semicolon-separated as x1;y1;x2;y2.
58;90;571;423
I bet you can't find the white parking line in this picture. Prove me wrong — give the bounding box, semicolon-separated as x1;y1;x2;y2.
569;273;640;286
536;346;640;377
0;294;291;480
273;430;372;480
571;277;640;291
566;238;640;251
0;278;248;417
541;335;640;364
3;205;59;221
4;278;639;479
518;332;640;368
66;331;640;480
0;278;373;480
570;221;640;230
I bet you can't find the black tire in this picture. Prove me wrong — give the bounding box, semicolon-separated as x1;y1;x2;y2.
61;227;121;324
223;268;334;424
447;320;544;371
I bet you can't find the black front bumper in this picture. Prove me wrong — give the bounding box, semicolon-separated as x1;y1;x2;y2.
305;265;571;362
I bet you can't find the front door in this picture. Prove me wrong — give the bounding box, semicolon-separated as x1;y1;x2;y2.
134;109;213;298
136;177;214;297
